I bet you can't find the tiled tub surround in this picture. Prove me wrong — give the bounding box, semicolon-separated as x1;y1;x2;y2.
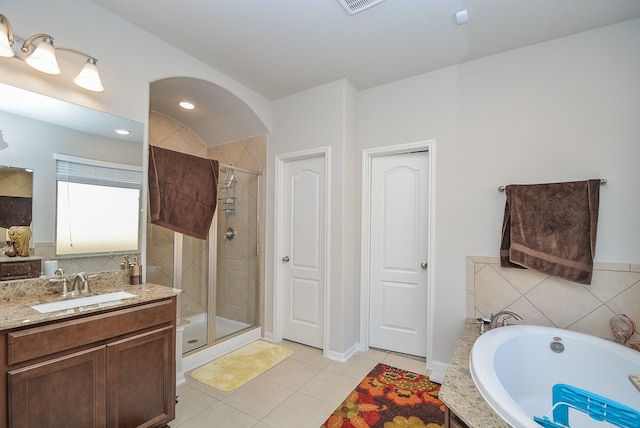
439;318;508;428
467;257;640;342
0;270;180;329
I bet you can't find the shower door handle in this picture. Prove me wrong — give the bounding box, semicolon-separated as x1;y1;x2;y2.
282;256;290;262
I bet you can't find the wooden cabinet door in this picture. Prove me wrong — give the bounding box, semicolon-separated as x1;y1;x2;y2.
106;326;175;428
8;346;106;428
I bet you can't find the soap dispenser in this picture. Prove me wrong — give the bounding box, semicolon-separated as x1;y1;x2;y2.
129;257;142;285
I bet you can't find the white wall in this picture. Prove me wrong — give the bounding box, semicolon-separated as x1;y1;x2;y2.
358;19;640;363
267;80;360;356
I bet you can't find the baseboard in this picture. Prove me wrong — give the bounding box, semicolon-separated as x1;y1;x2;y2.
428;360;449;384
324;342;360;362
262;331;275;343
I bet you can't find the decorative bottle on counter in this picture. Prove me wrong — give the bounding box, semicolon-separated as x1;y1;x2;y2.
3;241;18;257
129;257;142;285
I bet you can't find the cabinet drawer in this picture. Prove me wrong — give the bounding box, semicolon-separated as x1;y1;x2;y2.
7;298;175;365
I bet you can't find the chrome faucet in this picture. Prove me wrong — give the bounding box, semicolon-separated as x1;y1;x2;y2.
72;272;90;295
630;374;640;393
489;311;523;330
49;269;71;298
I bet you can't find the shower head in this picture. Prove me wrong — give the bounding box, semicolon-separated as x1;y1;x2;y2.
221;168;237;188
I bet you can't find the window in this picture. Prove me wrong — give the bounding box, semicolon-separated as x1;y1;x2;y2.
55;154;142;256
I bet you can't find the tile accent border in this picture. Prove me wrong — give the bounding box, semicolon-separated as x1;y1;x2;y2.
467;256;640;341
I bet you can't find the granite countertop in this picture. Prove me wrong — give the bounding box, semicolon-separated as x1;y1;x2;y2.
439;318;510;428
0;271;181;330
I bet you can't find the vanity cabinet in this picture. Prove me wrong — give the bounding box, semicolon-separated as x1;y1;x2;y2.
0;297;176;428
445;407;470;428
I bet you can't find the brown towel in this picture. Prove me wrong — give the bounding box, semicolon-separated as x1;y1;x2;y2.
500;180;600;284
149;146;219;240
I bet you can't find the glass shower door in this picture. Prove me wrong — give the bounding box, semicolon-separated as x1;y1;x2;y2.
180;233;209;352
214;168;260;340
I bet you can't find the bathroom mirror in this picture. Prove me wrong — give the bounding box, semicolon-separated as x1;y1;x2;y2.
0;83;144;274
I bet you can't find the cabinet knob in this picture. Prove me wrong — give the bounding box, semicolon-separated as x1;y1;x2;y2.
282;256;290;262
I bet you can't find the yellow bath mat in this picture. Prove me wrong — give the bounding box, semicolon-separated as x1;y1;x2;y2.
190;341;294;391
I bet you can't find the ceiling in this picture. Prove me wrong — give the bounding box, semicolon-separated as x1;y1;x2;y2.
89;0;640;146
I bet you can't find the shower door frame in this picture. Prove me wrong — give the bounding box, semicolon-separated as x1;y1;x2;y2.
172;164;262;353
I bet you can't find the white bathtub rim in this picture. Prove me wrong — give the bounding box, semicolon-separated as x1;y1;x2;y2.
469;324;640;428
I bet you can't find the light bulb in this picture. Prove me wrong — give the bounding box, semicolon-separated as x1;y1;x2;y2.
74;58;104;92
0;18;14;58
25;37;60;75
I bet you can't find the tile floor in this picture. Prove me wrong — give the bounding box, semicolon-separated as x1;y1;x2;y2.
170;340;431;428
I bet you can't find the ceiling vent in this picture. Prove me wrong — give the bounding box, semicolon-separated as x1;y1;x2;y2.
337;0;387;15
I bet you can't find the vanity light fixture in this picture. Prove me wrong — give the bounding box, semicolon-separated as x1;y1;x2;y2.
0;14;104;92
178;100;195;110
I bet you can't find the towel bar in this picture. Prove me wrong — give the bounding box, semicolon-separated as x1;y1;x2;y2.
498;179;607;192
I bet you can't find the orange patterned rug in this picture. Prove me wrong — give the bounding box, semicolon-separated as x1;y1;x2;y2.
321;363;444;428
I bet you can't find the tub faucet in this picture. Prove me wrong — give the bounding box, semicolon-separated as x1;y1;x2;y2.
630;374;640;393
489;311;523;330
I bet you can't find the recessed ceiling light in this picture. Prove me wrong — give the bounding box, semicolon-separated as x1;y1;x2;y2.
179;100;195;110
115;129;131;135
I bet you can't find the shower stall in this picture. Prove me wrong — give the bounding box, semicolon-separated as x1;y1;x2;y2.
146;164;261;357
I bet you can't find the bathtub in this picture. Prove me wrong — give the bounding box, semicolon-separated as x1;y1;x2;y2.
470;325;640;428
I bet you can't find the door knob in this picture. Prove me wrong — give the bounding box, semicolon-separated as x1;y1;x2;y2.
282;256;290;262
420;262;428;269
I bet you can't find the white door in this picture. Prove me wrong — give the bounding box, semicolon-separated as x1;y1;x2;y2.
369;151;429;357
280;155;326;348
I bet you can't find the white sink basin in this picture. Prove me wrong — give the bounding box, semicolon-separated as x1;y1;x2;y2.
31;291;137;314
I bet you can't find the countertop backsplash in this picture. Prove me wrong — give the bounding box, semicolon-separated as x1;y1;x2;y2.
467;256;640;341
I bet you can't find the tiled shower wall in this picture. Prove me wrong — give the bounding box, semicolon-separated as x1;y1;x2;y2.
147;111;266;327
468;256;640;341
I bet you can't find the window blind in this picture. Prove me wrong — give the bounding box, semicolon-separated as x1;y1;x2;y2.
55;154;142;189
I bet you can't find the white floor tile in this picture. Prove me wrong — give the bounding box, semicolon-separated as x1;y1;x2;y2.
222;376;295;420
260;392;337;428
261;358;322;389
170;384;218;427
289;346;332;369
298;370;360;405
325;355;378;380
178;401;258;428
